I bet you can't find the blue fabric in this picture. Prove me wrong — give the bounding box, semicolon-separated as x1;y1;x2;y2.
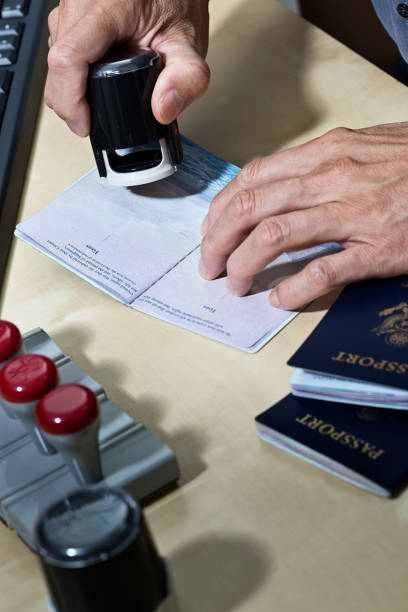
371;0;408;62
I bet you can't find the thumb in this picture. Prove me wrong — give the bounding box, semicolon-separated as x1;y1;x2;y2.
151;39;210;125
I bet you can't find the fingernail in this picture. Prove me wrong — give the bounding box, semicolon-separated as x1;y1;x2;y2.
227;278;246;296
226;278;238;295
227;276;254;297
199;258;211;279
201;215;209;236
269;290;281;308
159;89;184;122
66;121;89;137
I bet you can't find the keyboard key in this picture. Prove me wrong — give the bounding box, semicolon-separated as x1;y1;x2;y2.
0;34;20;51
2;0;30;19
0;20;23;37
0;70;11;94
0;50;16;66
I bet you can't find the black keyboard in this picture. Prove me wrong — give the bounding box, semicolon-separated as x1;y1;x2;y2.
0;0;57;286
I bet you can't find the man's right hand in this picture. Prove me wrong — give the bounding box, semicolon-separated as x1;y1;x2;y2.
45;0;210;136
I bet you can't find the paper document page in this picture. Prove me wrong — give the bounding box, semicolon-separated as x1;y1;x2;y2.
135;248;298;350
16;137;336;351
16;171;206;304
291;368;408;409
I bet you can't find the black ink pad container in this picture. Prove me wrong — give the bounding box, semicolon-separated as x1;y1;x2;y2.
35;487;176;611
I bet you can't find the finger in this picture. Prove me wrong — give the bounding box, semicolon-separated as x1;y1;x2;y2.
201;127;364;235
47;8;121;136
199;177;332;280
224;204;349;296
55;0;93;33
201;141;327;235
151;39;210;124
269;245;379;310
48;7;59;46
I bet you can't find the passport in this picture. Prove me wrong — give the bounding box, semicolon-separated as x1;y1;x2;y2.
288;276;408;408
255;393;408;497
15;137;338;353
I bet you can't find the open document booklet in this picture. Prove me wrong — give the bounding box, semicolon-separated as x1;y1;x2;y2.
16;138;338;352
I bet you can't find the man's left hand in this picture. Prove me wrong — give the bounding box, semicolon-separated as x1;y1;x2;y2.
199;122;408;309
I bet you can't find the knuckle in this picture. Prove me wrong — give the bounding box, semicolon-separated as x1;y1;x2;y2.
209;193;221;212
238;158;262;188
190;61;211;97
177;57;211;98
301;156;358;191
299;169;320;192
328;156;358;179
254;218;287;247
200;234;217;260
229;190;256;221
321;126;353;145
48;42;77;71
48;7;58;32
190;59;211;90
306;259;337;289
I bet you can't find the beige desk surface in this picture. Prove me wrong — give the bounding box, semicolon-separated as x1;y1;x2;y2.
2;1;408;610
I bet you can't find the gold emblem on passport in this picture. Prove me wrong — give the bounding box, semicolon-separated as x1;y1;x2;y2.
372;302;408;347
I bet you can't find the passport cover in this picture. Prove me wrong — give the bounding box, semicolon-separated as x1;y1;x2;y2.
288;275;408;389
255;394;408;497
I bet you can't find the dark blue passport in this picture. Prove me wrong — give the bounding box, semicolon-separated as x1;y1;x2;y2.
255;394;408;496
288;275;408;389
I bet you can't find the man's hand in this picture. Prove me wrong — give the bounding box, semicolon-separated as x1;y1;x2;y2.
45;0;210;136
199;123;408;309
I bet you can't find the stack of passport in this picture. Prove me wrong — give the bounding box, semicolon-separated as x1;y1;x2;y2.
255;275;408;497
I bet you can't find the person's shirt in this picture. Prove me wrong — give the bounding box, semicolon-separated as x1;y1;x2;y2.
371;0;408;61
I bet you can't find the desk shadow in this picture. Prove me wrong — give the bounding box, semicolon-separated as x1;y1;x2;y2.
304;287;342;313
51;324;91;358
170;532;272;612
51;325;208;487
115;393;208;487
180;0;322;168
